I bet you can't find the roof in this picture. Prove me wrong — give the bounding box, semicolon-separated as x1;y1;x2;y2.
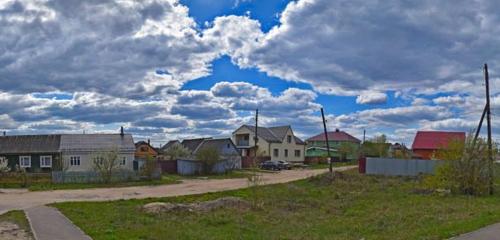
411;131;466;150
0;135;61;154
60;134;135;152
194;138;239;155
135;141;158;153
160;140;181;152
307;130;361;143
181;138;211;153
239;125;305;144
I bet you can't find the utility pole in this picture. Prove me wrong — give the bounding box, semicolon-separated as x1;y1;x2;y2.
254;109;259;159
484;64;494;194
321;108;333;175
363;129;366;143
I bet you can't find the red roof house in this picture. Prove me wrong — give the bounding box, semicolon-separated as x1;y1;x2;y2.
307;129;361;143
411;131;466;159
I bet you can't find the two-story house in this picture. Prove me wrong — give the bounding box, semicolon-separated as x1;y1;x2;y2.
306;129;361;161
232;125;306;163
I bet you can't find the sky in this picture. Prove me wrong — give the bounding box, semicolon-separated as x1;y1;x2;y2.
0;0;499;147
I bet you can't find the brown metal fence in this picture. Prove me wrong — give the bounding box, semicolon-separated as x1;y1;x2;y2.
158;160;177;174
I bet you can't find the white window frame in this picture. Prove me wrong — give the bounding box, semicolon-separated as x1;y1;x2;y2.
284;149;289;157
120;157;126;166
40;155;52;168
19;156;31;168
70;156;81;166
295;150;301;157
273;149;279;157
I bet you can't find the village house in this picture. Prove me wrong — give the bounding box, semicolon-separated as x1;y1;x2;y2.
0;128;136;172
159;140;182;154
0;134;61;173
134;139;158;160
232;125;306;163
411;131;466;160
306;129;361;161
177;138;242;175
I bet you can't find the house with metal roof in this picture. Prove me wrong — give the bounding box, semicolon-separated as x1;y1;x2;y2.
60;133;136;172
305;129;361;161
0;135;61;173
232;125;306;163
411;131;466;160
176;138;242;175
135;140;158;160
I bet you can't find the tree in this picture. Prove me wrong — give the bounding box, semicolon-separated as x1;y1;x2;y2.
92;147;121;183
54;155;70;183
164;144;190;161
338;142;355;161
0;156;10;172
372;134;389;157
195;147;220;175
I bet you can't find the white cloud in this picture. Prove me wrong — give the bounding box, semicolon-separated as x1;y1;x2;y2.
356;91;387;104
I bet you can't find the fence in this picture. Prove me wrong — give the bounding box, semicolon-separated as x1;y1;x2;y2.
158;160;177;174
241;156;271;168
177;157;242;175
0;172;52;184
52;170;139;183
365;157;445;176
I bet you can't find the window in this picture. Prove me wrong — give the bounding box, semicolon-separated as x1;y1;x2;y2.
40;156;52;168
93;156;104;165
70;156;81;166
287;135;292;143
140;146;148;152
295;150;301;157
284;149;289;157
273;149;279;157
120;157;126;166
227;144;230;148
19;156;31;168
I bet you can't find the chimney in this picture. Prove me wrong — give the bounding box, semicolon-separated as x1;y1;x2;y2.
2;131;5;137
147;139;150;145
120;126;124;137
335;128;340;132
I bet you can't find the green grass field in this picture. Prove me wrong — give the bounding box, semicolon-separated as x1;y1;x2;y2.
54;170;500;240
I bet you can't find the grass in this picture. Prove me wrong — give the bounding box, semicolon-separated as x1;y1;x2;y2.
0;210;34;239
0;175;182;191
54;170;500;240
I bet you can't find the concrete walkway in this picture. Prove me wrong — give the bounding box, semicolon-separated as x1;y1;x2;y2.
0;167;353;215
25;206;91;240
451;223;500;240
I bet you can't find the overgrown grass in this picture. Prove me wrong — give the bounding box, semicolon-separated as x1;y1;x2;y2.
0;210;34;239
54;170;500;240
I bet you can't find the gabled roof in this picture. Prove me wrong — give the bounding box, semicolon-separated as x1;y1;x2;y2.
135;141;158;153
412;131;466;150
194;138;239;155
181;138;211;153
307;130;361;143
160;140;181;152
238;125;304;144
0;135;61;154
60;134;135;152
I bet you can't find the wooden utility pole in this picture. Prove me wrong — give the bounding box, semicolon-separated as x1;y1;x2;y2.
484;64;494;194
321;108;333;174
254;109;259;157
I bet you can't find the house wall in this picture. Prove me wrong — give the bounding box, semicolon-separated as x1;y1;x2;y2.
61;151;135;172
269;128;305;163
412;149;435;160
2;153;60;173
232;127;271;157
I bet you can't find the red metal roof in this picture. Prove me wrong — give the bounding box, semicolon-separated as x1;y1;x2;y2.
307;131;361;143
411;131;465;150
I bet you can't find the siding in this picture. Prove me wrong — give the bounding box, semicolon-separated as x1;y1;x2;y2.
177;157;241;175
3;153;60;173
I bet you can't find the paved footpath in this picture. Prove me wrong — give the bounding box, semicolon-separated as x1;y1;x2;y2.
0;167;354;215
451;222;500;240
25;206;91;240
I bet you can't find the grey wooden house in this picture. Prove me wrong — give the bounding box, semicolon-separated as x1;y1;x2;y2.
0;135;61;173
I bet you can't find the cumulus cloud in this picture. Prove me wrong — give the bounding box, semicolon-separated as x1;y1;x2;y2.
356;92;387;104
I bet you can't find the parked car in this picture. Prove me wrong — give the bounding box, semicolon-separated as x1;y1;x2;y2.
260;161;281;171
277;160;291;170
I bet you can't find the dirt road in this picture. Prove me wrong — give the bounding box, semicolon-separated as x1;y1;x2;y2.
0;166;355;215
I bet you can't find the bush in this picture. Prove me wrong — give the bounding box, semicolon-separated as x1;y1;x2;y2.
424;133;497;196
